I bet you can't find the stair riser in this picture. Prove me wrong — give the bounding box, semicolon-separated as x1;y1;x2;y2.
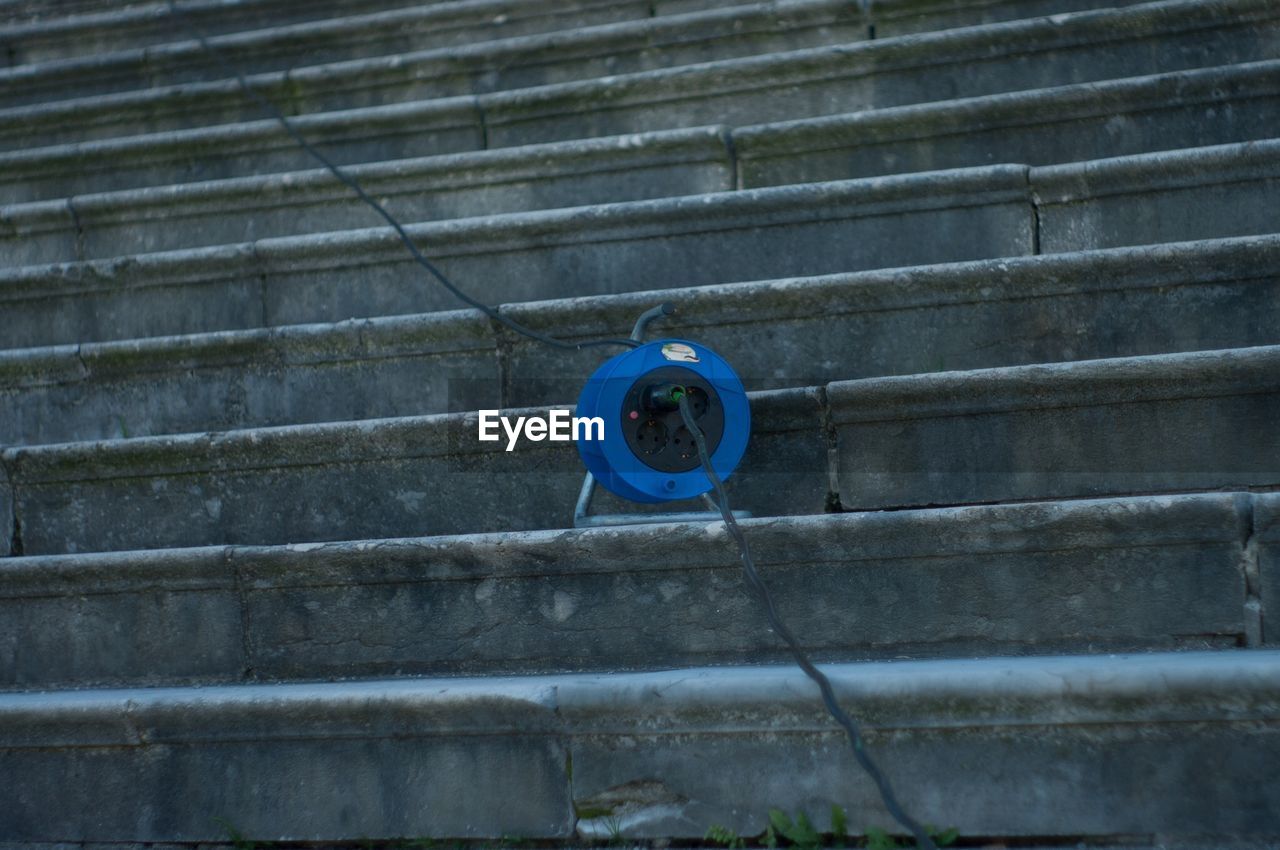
3;129;735;263
0;654;1276;840
1037;157;1280;252
5;238;1280;446
0;0;656;105
0;7;870;153
1;167;1035;347
6;348;1279;555
0;494;1255;689
868;0;1154;37
738;62;1280;186
831;348;1280;510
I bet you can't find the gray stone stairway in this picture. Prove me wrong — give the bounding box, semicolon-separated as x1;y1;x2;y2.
1;0;1278;844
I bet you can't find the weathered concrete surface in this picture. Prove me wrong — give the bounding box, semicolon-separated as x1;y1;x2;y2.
736;60;1280;186
1257;493;1280;647
1035;140;1280;253
865;0;1154;37
0;0;867;151
481;0;1280;148
0;677;572;841
0;96;485;207
0;126;734;263
0;493;1253;689
0;0;480;62
832;346;1280;509
5;235;1279;446
2;0;1273;198
0;311;499;445
0;244;266;352
0;546;243;688
0;0;656;102
499;235;1280;407
0;652;1275;840
2;167;1033;347
4;387;828;555
562;652;1280;838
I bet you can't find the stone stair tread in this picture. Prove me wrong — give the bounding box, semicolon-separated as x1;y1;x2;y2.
3;343;1278;556
0;491;1271;689
0;649;1276;839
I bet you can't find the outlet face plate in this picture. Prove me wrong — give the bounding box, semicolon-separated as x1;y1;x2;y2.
621;365;725;473
576;338;750;503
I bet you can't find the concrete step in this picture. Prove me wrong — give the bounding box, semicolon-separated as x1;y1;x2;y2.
0;125;736;259
1033;140;1280;252
0;0;1270;158
4;344;1278;556
0;0;656;92
4;60;1275;256
0;650;1276;840
0;0;525;64
7;138;1280;347
0;164;1038;346
3;235;1279;446
0;492;1267;689
0;381;832;556
1;0;1165;108
737;59;1280;186
0;0;871;152
0;0;1154;66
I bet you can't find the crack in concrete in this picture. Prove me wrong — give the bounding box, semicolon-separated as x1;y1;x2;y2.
814;385;843;512
64;195;87;262
227;546;258;681
1238;493;1264;646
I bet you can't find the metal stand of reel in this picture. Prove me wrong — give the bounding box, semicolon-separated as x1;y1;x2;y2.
573;303;753;529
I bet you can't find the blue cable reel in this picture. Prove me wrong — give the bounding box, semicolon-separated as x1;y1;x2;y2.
575;339;751;504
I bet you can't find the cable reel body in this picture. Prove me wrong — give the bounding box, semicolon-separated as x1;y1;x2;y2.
575;339;750;503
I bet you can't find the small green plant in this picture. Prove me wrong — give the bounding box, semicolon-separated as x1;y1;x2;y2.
602;814;625;846
705;824;745;849
865;826;897;850
212;818;257;850
768;809;822;850
830;805;848;848
864;824;959;850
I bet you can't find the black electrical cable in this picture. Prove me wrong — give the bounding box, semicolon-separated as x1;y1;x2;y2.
678;394;939;850
164;0;639;352
170;3;935;838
